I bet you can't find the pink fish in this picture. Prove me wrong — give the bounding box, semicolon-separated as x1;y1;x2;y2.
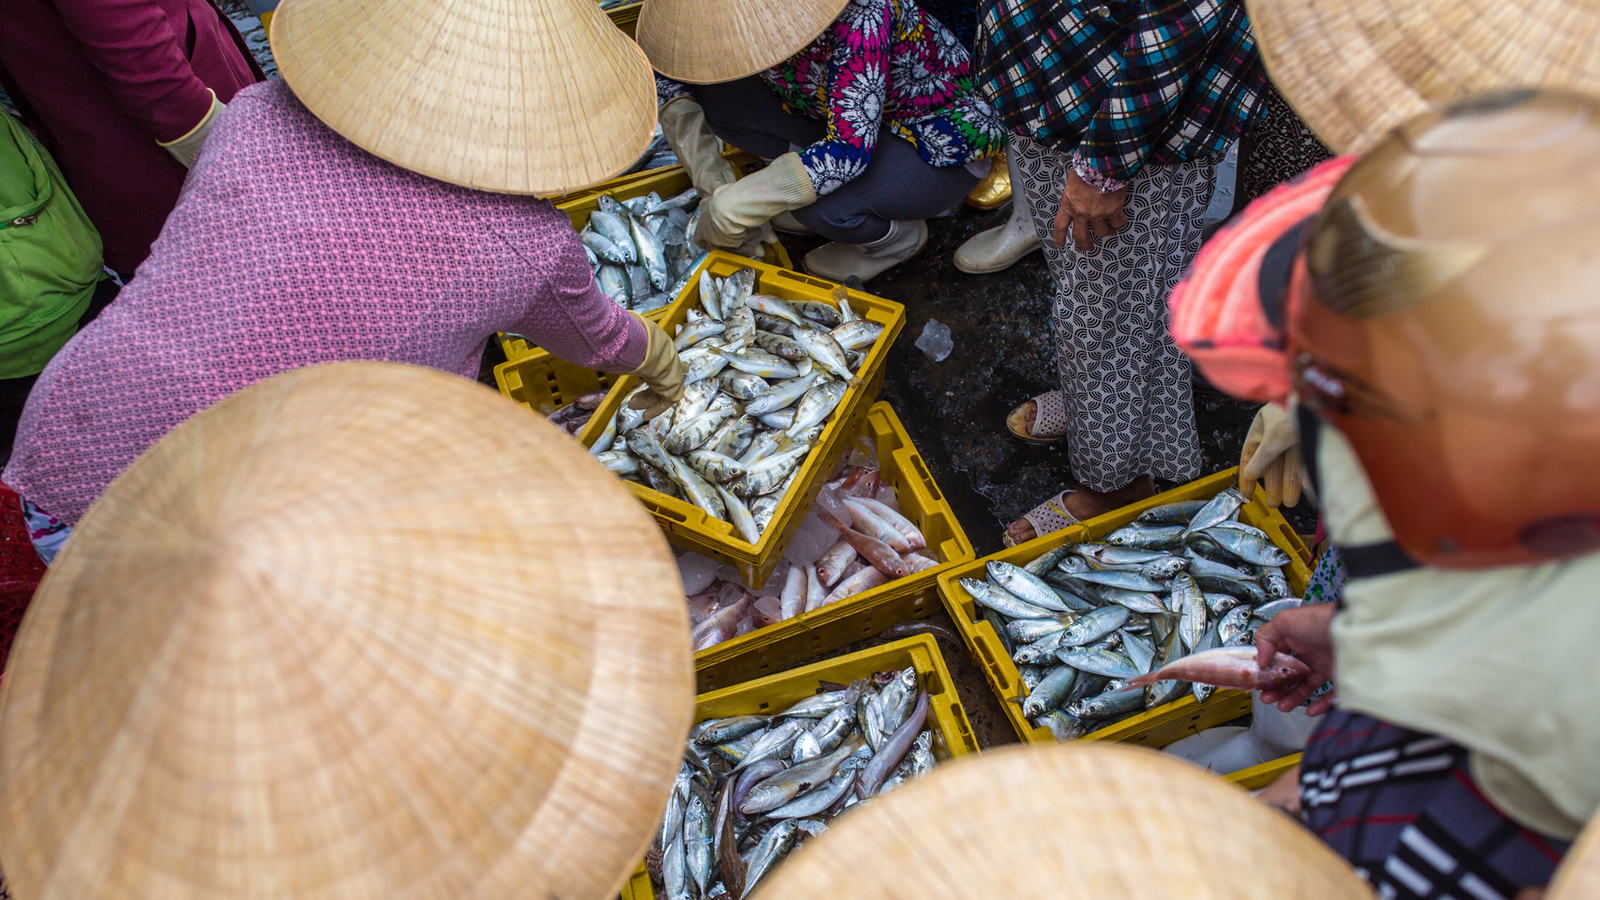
1127;647;1311;691
818;509;908;578
822;565;890;604
816;539;857;587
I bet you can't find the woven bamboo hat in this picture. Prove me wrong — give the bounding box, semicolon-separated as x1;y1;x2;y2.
753;743;1373;900
1246;0;1600;153
636;0;849;84
0;362;695;900
269;0;657;195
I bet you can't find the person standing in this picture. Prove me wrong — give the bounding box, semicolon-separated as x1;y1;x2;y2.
0;0;265;278
977;0;1268;545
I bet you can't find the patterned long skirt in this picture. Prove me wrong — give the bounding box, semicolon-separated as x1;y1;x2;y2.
1011;135;1215;492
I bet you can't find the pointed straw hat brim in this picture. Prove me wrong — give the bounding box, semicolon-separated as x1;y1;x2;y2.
752;743;1374;900
0;362;696;900
1246;0;1600;154
271;0;658;195
636;0;849;84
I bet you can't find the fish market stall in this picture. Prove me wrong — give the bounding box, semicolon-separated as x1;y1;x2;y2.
621;635;977;900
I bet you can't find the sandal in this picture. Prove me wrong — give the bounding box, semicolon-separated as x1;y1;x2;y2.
1002;490;1082;548
1006;391;1069;444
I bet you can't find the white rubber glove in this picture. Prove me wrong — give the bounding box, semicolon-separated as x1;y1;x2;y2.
695;153;816;250
158;89;225;168
1240;402;1303;508
658;98;739;197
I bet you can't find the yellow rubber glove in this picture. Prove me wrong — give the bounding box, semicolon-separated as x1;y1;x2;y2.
627;312;686;408
695;153;816;250
1240;402;1303;508
157;89;225;168
658;98;739;197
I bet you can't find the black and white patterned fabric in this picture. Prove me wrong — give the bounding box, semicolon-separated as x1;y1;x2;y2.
1300;710;1569;900
1010;133;1214;491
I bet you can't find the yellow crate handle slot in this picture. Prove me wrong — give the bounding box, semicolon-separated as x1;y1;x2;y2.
906;452;944;503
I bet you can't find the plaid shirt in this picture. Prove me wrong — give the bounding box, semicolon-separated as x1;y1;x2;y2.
976;0;1267;189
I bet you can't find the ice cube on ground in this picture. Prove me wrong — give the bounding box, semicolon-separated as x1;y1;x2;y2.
783;512;840;566
677;551;722;595
914;318;953;362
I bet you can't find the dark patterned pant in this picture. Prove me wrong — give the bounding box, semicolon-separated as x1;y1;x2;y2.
1010;135;1213;491
1300;710;1569;899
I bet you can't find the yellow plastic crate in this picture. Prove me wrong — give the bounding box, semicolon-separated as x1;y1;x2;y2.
935;468;1312;744
490;344;621;451
619;634;979;900
497;162;791;362
693;401;975;692
579;252;906;590
1226;752;1303;791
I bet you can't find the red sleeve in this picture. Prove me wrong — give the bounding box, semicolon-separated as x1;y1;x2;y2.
50;0;215;142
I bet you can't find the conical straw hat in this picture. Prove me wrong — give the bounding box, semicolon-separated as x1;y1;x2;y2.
270;0;658;195
0;362;696;900
636;0;849;84
753;743;1375;900
1246;0;1600;154
1548;814;1600;900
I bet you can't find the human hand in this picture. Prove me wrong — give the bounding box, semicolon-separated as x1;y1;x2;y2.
1054;168;1129;251
1240;402;1303;508
695;182;755;250
1255;603;1337;715
627;313;686;407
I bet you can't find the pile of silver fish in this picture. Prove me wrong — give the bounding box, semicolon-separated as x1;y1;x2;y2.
958;489;1304;742
649;667;935;900
684;462;940;652
580;189;707;313
588;268;885;545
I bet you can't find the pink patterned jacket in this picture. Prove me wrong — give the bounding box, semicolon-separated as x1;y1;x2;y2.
2;79;645;525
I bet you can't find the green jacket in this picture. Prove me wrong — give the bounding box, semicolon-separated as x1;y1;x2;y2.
0;111;102;380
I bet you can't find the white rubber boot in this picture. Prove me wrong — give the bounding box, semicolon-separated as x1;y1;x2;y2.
953;153;1041;274
803;220;928;283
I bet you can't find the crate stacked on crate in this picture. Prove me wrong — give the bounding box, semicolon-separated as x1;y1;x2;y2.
619;635;978;900
936;469;1313;749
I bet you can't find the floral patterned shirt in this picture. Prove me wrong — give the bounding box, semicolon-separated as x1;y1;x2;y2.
658;0;1005;196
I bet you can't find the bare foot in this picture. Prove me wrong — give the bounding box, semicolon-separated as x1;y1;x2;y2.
1006;475;1157;545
